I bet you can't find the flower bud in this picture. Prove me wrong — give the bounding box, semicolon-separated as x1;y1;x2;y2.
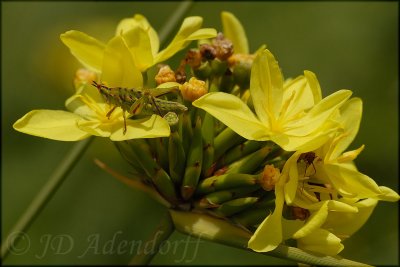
259;164;280;191
74;68;97;88
200;44;217;60
193;61;212;80
212;32;234;61
163;112;179;131
185;49;202;69
180;77;208;102
210;58;228;76
229;54;255;89
155;65;176;85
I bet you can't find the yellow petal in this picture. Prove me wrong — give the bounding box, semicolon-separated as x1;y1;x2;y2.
281;75;314;121
77;120;111;137
336;144;364;163
293;200;358;239
273;121;337;152
60;30;105;73
324;198;377;240
75;83;104;103
250;49;283;125
329;98;363;160
324;163;382;198
293;201;329;239
304;70;322;104
116;14;159;57
283;152;302;204
376;186;400;202
221;11;249;54
248;185;285;252
297;229;344;256
101;35;143;88
65;94;98;120
193;92;270;140
110;115;170;141
285;90;352;136
155;16;217;64
294;198;358;213
13;110;90;141
123;25;154;71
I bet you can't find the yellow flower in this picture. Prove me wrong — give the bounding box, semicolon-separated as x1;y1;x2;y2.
13;72;171;141
248;97;399;254
194;49;351;151
60;14;217;74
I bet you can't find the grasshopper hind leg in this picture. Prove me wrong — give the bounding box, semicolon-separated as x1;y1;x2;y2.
150;96;163;116
106;106;117;119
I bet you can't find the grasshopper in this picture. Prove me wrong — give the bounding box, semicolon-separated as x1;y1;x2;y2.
92;81;187;134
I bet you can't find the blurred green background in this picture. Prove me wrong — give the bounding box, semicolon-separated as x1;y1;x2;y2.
2;1;398;265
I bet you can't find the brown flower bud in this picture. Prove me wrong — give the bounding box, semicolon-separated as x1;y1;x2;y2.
227;53;255;68
259;164;280;191
155;65;176;85
185;49;202;69
212;32;234;61
200;44;217;60
180;77;208;102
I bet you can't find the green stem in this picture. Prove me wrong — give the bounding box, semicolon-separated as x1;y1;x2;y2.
1;137;94;260
170;210;372;267
129;212;174;265
157;0;194;44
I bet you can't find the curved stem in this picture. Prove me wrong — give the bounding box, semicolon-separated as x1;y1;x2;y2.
1;137;94;260
128;212;174;265
170;210;372;267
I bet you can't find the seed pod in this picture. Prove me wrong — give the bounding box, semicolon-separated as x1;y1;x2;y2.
201;112;215;177
154;137;169;171
214;128;245;160
127;139;177;203
181;111;193;154
196;185;260;208
225;144;274;174
222;140;266;166
181;116;203;200
168;130;186;185
232;207;271;228
114;141;145;173
215;197;259;217
196;173;257;195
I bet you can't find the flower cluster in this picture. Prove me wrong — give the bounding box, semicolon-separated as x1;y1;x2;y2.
13;11;399;259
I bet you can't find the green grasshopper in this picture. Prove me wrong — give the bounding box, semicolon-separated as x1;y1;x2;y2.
92;81;187;134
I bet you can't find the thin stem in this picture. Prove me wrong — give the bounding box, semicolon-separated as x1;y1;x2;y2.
157;0;194;44
128;212;174;265
1;137;94;260
93;158;172;208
